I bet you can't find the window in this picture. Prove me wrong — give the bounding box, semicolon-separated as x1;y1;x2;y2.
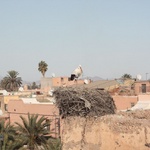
61;77;64;82
141;84;146;93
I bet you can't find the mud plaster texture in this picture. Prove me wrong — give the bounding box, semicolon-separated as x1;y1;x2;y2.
61;110;150;150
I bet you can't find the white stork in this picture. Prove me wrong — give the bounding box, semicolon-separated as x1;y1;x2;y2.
70;65;83;80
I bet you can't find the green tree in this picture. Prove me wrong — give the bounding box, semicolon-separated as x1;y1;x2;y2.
1;70;22;92
15;114;50;150
121;74;132;80
47;138;61;150
38;61;48;77
0;119;17;150
0;78;7;90
31;82;38;89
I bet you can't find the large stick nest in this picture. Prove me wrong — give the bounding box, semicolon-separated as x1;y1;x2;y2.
53;87;116;118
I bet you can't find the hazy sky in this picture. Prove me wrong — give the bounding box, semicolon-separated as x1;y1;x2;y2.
0;0;150;81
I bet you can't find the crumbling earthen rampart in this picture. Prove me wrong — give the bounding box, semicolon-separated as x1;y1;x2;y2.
61;110;150;150
54;87;150;150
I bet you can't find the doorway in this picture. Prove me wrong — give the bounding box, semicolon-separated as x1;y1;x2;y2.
141;84;146;93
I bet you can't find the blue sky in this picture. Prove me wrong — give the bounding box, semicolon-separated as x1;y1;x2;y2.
0;0;150;81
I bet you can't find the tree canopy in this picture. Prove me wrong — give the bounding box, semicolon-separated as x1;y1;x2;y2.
0;114;61;150
0;70;22;92
121;74;132;80
38;61;48;77
15;113;50;150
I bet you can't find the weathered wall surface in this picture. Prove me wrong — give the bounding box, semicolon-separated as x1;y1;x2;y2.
61;110;150;150
112;95;138;110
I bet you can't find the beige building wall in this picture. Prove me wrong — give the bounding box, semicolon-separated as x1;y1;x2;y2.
138;94;150;101
112;96;138;111
134;81;150;95
0;95;19;114
52;77;69;87
8;100;59;122
4;95;19;104
40;77;52;92
8;100;60;137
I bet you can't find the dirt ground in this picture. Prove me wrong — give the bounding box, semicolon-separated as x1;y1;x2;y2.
61;110;150;150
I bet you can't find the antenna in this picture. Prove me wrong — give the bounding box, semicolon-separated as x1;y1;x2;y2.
136;74;142;80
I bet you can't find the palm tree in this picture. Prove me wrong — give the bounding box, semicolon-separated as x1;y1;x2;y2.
0;78;7;90
31;82;38;89
121;74;132;80
0;119;17;150
38;61;48;77
15;114;50;150
47;138;61;150
2;70;22;92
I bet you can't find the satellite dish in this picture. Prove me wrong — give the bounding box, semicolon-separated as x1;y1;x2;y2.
84;79;89;84
48;89;54;96
51;73;55;77
136;74;142;80
19;87;24;92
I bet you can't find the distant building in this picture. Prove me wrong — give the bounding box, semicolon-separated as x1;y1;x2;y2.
0;90;9;96
112;95;138;111
0;95;19;114
130;94;150;110
7;99;60;137
40;77;85;93
75;80;120;91
134;80;150;95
